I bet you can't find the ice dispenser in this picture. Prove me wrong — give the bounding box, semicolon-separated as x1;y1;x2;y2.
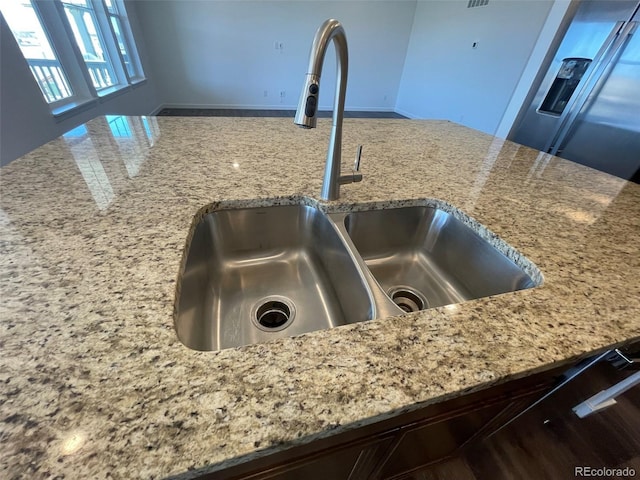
539;58;591;115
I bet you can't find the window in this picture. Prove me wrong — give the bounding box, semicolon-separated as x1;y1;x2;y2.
0;0;73;105
104;0;141;80
0;0;144;115
62;0;118;89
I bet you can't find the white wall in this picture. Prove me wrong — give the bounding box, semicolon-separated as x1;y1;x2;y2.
132;0;417;111
396;0;554;135
0;1;160;166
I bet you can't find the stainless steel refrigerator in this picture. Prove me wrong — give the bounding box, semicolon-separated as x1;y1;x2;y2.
511;0;640;183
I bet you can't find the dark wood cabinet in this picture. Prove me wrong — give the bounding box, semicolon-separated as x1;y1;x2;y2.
214;432;396;480
374;401;508;479
257;444;363;480
249;435;395;480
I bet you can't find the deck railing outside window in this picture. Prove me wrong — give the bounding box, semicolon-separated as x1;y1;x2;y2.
27;58;114;102
1;0;144;113
27;58;73;103
85;60;113;89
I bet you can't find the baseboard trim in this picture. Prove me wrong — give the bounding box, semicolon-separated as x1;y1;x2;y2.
157;103;396;113
393;108;419;119
149;104;165;115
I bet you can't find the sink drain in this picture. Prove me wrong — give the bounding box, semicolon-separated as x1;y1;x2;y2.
252;296;296;331
388;286;429;313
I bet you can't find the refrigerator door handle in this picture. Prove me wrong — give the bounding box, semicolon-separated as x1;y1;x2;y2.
548;20;638;156
573;371;640;418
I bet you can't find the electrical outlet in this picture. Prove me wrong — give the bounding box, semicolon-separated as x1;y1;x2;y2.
280;90;286;98
263;90;268;97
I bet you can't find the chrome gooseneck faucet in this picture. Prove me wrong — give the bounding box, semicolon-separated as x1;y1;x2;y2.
294;19;362;201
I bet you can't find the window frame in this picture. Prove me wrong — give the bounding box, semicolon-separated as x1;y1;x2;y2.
2;0;145;119
60;0;121;91
102;0;144;83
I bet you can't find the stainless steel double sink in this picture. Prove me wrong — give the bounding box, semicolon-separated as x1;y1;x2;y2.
175;202;541;351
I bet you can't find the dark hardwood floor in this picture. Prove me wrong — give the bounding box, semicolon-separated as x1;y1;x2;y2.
156;107;406;119
404;363;640;480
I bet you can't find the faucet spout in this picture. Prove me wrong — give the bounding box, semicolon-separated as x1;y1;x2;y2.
295;19;359;201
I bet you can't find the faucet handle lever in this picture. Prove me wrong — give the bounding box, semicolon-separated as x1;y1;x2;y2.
338;145;364;186
354;145;363;172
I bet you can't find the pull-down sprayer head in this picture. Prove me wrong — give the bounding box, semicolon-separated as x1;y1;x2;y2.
294;19;347;130
294;74;321;129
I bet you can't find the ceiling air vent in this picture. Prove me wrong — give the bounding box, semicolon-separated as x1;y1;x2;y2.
468;0;489;7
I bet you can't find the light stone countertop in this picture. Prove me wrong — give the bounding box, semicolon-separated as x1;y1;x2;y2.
0;116;638;479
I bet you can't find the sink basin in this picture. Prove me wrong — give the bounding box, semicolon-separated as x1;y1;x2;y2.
175;201;541;352
342;206;538;312
175;204;374;351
